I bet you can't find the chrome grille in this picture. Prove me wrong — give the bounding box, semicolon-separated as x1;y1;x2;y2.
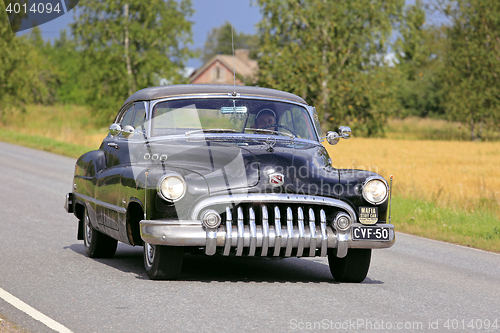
206;203;340;257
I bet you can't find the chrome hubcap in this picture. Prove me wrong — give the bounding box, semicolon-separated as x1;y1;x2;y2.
146;243;155;265
85;214;92;244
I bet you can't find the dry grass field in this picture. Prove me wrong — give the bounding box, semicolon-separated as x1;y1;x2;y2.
385;116;500;141
326;138;500;216
327;138;500;252
0;105;107;149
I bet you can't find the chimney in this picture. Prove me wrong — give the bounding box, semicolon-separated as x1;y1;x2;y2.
235;49;250;64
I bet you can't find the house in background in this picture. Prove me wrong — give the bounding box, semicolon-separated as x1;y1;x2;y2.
189;49;258;85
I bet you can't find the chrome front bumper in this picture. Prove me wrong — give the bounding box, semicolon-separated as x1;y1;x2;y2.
65;193;73;213
140;220;395;258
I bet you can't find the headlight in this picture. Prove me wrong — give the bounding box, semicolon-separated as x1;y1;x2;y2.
157;174;186;202
362;178;388;204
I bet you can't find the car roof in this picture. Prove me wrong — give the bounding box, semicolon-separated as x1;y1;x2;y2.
121;84;308;108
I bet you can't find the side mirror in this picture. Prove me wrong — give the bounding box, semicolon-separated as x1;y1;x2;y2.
109;123;122;136
339;126;351;139
326;131;340;145
122;125;135;139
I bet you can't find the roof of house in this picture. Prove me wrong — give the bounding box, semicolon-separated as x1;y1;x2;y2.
121;84;307;108
189;53;258;83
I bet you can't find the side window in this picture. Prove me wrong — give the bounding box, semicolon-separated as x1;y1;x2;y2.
119;105;134;127
131;102;146;132
114;103;147;139
279;107;313;139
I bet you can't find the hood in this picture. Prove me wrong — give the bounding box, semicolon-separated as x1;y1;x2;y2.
230;140;340;198
139;139;259;193
138;138;340;197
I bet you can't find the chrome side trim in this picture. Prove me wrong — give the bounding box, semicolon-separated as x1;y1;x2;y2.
273;207;282;256
285;207;293;257
191;194;357;223
223;207;232;256
73;193;127;215
297;207;305;257
320;209;328;257
308;208;317;257
248;207;257;256
236;207;244;256
261;205;269;256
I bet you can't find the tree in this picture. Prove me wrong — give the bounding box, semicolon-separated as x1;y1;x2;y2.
0;8;54;120
395;1;446;118
200;22;258;63
71;0;194;123
442;0;500;140
48;30;88;105
255;0;404;136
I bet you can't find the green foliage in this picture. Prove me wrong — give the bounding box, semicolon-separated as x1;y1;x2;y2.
395;1;446;118
442;0;500;140
71;0;194;124
25;27;60;104
200;22;259;63
49;30;88;104
255;0;404;136
0;8;55;119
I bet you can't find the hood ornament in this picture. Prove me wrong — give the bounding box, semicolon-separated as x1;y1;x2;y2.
269;172;285;187
265;136;276;152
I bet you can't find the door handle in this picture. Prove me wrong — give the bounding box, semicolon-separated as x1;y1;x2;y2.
107;143;119;149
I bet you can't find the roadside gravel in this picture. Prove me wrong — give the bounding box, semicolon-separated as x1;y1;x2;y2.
0;315;28;333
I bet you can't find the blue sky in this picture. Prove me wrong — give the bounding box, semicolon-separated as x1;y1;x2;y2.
18;0;262;69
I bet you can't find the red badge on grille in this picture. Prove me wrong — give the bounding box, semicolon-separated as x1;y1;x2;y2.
269;173;285;187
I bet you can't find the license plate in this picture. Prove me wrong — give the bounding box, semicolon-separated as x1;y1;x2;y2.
352;226;391;241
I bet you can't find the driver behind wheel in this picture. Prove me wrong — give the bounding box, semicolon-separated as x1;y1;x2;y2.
254;108;277;130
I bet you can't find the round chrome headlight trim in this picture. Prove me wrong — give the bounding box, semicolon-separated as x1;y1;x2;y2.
157;173;187;202
361;177;389;205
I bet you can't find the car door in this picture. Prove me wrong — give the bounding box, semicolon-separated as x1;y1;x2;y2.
95;103;140;233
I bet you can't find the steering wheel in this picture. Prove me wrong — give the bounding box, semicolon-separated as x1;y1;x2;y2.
260;124;297;137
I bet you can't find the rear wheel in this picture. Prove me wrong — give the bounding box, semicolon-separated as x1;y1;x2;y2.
327;249;371;283
143;243;184;280
83;209;117;258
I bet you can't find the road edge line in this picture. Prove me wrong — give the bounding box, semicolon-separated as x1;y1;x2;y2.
0;287;73;333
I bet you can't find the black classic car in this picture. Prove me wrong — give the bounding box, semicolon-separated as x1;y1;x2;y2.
65;85;395;282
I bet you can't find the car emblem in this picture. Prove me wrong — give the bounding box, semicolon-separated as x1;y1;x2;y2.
269;173;285;187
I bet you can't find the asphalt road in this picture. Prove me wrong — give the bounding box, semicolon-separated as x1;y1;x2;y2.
0;141;499;333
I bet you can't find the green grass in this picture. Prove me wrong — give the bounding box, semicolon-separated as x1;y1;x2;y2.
1;128;92;158
393;196;500;252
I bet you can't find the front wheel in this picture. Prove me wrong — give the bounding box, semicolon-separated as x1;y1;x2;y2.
327;249;371;283
83;209;117;258
143;243;184;280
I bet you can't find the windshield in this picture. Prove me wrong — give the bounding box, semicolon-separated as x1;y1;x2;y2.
151;98;318;141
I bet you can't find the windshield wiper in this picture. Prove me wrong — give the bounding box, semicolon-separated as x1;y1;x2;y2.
244;128;295;139
185;129;237;136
